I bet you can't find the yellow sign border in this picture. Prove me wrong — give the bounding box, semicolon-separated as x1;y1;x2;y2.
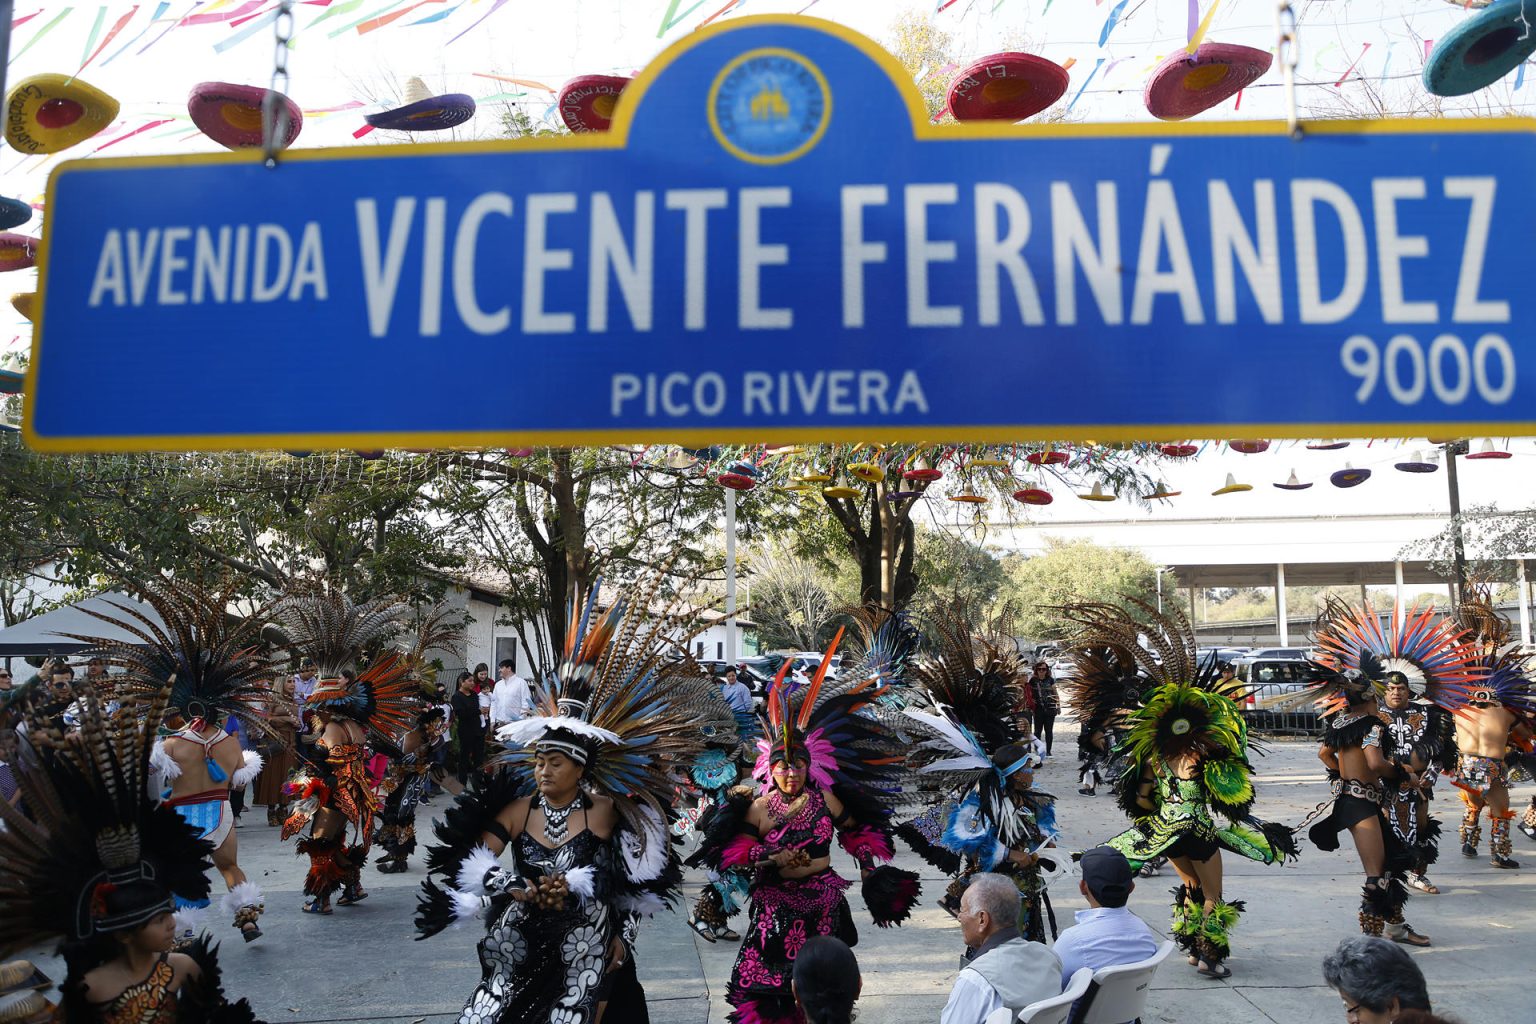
22;14;1536;453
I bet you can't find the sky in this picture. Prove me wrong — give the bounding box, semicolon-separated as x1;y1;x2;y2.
5;0;1534;526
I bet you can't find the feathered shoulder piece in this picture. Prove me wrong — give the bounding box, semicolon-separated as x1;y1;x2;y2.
1310;598;1480;716
273;587;410;679
839;606;922;704
903;603;1027;751
0;682;213;959
494;573;722;846
305;651;421;739
1060;600;1253;813
61;577;279;739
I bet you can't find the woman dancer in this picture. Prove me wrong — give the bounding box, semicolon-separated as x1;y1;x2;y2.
692;629;921;1024
1062;600;1296;979
417;582;729;1024
0;681;256;1022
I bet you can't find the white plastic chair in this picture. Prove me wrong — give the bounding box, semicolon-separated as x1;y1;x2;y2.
983;1007;1014;1024
1017;967;1095;1024
1075;939;1175;1024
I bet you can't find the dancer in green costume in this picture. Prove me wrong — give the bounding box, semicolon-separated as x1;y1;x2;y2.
1061;601;1297;980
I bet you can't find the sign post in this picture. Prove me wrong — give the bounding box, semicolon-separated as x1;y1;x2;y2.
24;16;1536;452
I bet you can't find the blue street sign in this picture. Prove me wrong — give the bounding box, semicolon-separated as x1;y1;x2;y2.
23;16;1536;452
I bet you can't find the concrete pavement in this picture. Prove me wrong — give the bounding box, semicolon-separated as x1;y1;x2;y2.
21;722;1535;1022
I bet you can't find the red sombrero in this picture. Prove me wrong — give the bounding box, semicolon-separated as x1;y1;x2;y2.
4;73;120;155
1013;488;1053;505
1228;439;1270;454
558;75;631;133
365;77;475;132
1144;43;1272;121
1026;450;1069;466
0;234;38;273
903;468;943;483
947;52;1069;122
1466;440;1513;459
188;82;303;151
719;472;755;490
1158;443;1198;458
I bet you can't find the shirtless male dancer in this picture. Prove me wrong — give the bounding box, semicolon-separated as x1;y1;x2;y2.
156;711;266;941
1455;688;1534;869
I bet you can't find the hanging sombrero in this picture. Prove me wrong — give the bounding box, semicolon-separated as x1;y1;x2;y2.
1026;450;1069;466
0;197;31;231
1273;470;1312;491
950;492;989;504
903;468;943;483
1228;439;1270;454
796;472;832;483
558;74;631;133
848;461;885;482
1395;451;1438;473
188;83;303;150
506;447;535;457
719;472;755;490
1013;487;1053;505
947;52;1069;122
1306;439;1350;450
681;445;722;460
1158;443;1198;458
1078;482;1116;502
1330;464;1372;488
366;77;475;132
1142;484;1181;500
11;292;35;321
823;485;861;499
4;74;120;155
1144;43;1273;121
1465;439;1513;459
1213;473;1252;495
886;490;925;502
1424;0;1536;97
0;235;38;273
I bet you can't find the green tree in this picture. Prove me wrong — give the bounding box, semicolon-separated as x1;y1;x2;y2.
1003;537;1168;640
744;545;844;652
908;527;1006;620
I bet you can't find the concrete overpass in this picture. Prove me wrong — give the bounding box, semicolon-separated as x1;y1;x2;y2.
990;511;1536;646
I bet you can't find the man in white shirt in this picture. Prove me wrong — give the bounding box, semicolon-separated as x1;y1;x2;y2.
489;659;533;727
1053;847;1160;1022
940;873;1061;1024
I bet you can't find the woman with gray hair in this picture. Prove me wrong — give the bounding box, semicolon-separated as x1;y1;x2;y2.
1322;935;1432;1023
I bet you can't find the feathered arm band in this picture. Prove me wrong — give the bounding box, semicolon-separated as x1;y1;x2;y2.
683;789;756;872
230;750;263;789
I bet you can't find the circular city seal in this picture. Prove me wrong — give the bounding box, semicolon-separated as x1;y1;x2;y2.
708;48;830;165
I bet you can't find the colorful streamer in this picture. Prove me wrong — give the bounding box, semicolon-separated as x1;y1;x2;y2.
308;0;367;28
1333;42;1370;87
474;72;556;92
656;0;709;37
135;2;189;55
213;8;280;52
180;1;264;25
1067;57;1105;112
696;0;741;30
102;2;171;66
359;0;444;33
9;7;75;66
329;0;411;37
82;6;140;70
1185;0;1222;56
1098;0;1130;48
446;0;507;45
79;6;107;69
92;118;173;153
408;0;467;24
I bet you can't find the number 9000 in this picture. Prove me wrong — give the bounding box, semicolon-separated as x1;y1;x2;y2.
1340;333;1515;405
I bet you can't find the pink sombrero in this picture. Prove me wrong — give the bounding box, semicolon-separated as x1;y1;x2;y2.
0;234;38;273
1144;43;1272;121
366;77;475;132
188;82;303;151
947;52;1069;122
558;75;631;133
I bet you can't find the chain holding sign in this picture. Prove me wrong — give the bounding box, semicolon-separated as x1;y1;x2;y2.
23;16;1536;453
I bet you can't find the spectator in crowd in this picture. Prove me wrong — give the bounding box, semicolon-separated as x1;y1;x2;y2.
791;937;861;1024
1322;935;1435;1024
489;659;532;728
292;658;319;748
82;657;111;694
1054;847;1160;1016
1028;661;1058;756
450;671;485;784
472;662;493;728
0;728;21;811
719;667;753;717
940;873;1061;1024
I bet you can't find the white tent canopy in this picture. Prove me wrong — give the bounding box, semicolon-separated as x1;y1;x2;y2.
0;592;163;658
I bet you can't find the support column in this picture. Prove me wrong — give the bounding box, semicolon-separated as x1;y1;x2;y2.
1394;561;1405;621
1519;558;1531;649
1360;582;1369;609
1276;563;1289;646
724;487;738;666
1188;585;1198;626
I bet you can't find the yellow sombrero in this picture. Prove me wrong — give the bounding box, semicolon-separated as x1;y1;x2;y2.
5;74;119;155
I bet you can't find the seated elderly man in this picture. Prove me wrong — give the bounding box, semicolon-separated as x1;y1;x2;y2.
941;873;1062;1024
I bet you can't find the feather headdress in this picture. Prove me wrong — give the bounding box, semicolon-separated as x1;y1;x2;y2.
1453;592;1536;718
1060;600;1259;819
0;681;213;956
61;577;280;739
1309;597;1480;716
493;574;730;842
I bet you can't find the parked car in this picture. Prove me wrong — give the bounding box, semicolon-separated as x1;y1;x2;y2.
1238;657;1327;733
1241;647;1312;662
1197;647;1250;668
